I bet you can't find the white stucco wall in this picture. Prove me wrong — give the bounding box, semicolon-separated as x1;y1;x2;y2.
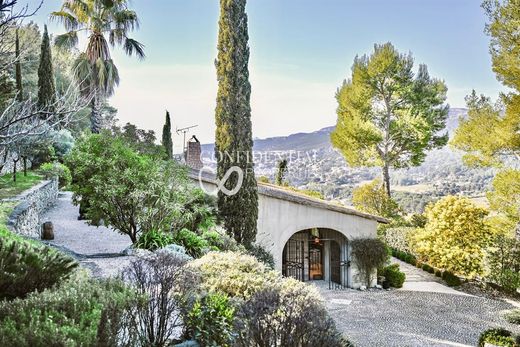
255;194;378;288
191;173;381;288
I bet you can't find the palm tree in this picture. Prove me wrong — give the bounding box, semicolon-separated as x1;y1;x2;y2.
51;0;144;133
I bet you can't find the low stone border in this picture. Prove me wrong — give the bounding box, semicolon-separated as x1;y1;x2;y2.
4;178;58;238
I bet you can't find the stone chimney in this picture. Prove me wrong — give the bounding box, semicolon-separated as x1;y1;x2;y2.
185;136;203;170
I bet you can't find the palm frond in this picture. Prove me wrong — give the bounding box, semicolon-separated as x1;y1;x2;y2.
123;37;145;60
72;53;93;95
104;59;120;95
109;28;125;46
63;0;92;23
50;10;80;31
113;9;139;32
54;31;79;50
94;58;119;96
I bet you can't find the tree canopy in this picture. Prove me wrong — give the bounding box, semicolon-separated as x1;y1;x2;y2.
52;0;144;133
331;42;449;196
451;91;520;166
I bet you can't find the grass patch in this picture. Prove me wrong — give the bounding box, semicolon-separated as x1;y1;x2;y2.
0;201;15;227
0;171;43;200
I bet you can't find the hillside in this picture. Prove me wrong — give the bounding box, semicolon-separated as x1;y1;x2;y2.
201;108;494;212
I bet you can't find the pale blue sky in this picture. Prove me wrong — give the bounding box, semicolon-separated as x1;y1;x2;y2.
28;0;502;152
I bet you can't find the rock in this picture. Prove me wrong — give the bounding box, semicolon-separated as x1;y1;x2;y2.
120;246;153;258
175;340;199;347
359;285;367;291
376;284;383;289
133;248;154;258
41;221;54;240
121;246;133;256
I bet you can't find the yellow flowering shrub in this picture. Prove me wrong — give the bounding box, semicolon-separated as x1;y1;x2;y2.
413;196;494;278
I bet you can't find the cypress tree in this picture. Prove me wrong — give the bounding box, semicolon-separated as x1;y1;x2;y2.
161;111;173;159
215;0;258;247
14;29;22;101
37;25;56;113
275;159;288;186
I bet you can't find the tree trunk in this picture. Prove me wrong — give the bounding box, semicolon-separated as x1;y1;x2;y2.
22;156;27;176
383;164;391;197
90;88;103;134
0;149;7;174
12;158;18;182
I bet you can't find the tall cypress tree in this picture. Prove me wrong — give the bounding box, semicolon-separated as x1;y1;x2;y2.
161;111;173;159
14;29;22;101
37;25;56;113
215;0;258;247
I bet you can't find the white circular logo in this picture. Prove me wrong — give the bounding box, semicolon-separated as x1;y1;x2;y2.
198;166;244;196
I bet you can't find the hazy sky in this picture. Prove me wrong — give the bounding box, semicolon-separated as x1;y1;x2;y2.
30;0;502;152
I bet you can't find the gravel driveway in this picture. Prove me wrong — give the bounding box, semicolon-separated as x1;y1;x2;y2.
317;280;519;346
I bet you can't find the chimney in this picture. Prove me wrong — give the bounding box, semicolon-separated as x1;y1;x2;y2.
185;136;203;170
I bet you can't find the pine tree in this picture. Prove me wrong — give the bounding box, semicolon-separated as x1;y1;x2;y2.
331;43;449;197
215;0;258;247
161;111;173;159
14;29;22;101
37;25;56;113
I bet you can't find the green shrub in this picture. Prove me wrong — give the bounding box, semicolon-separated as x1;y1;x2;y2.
409;213;427;228
201;225;242;252
435;269;442;277
135;229;174;251
504;309;520;325
421;264;435;274
246;244;275;269
39;162;71;188
383;227;416;254
351;238;389;287
234;277;351;347
122;251;198;346
0;229;78;300
172;228;208;258
381;264;406;288
485;234;520;293
478;328;515;347
408;255;417;266
158;243;193;261
188;251;279;299
0;273;141;347
442;271;462;287
186;292;235;346
66;133;204;244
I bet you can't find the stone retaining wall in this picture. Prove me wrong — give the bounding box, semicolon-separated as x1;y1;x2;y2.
5;179;58;237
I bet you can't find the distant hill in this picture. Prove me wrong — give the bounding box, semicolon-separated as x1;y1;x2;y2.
201;108;494;212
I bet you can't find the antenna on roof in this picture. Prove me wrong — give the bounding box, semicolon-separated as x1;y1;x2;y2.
176;124;198;153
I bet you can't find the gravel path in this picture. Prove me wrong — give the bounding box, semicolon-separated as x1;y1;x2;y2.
41;192;135;277
392;257;443;283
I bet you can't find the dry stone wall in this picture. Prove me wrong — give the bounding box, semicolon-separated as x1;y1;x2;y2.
5;179;58;237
